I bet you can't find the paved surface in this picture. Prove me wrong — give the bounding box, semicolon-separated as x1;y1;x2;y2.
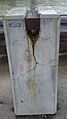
0;1;67;17
0;55;67;119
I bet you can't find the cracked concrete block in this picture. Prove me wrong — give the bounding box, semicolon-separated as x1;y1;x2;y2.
3;8;60;115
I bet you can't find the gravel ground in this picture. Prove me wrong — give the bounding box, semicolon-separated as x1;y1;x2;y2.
0;55;67;119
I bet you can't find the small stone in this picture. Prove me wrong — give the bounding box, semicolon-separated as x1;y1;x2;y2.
21;100;23;103
61;86;63;88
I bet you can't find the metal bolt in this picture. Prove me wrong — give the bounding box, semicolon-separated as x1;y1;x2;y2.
30;0;37;13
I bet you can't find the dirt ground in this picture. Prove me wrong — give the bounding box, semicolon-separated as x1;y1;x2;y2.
0;55;67;119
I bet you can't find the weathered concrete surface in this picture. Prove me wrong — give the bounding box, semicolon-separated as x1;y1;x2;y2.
0;55;67;118
4;11;59;114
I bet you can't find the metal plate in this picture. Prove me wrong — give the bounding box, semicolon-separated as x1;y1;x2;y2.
9;22;21;27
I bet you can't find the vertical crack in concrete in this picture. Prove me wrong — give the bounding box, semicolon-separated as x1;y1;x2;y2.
30;37;38;103
23;36;38;77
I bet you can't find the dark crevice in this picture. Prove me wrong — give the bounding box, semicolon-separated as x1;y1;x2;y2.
25;16;40;65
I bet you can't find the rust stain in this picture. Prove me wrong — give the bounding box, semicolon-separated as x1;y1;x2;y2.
25;17;40;104
31;60;37;103
25;17;40;58
27;36;38;103
29;37;38;104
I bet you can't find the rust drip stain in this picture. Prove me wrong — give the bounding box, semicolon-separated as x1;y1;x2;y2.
32;72;37;104
25;17;40;104
25;17;40;58
27;36;39;104
30;37;38;56
31;45;37;103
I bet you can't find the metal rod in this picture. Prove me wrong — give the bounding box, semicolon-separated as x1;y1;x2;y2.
30;0;37;12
